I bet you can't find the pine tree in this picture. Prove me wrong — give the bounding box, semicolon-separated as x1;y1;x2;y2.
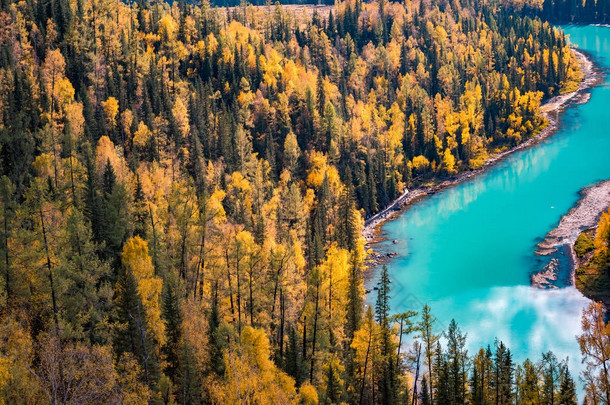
207;282;225;377
435;342;450;405
84;150;104;254
418;304;440;404
114;267;159;390
375;264;397;405
557;364;577;405
541;351;560;405
176;341;202;405
421;377;431;405
345;251;363;402
516;359;540;404
366;158;378;216
284;323;306;386
346;251;363;342
380;357;398;405
60;208;112;344
471;360;484;405
375;265;391;328
94;159;131;265
446;319;467;405
492;341;514;405
335;170;357;251
162;280;182;384
102;159;116;195
325;360;343;404
133;175;148;238
0;176;15;307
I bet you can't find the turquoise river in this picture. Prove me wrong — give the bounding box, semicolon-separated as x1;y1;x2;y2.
374;25;610;391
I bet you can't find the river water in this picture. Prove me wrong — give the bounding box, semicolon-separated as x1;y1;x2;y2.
374;25;610;387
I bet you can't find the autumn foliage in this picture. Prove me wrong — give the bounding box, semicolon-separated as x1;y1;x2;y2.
0;0;598;403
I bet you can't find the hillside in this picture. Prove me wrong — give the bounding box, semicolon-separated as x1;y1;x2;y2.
0;0;603;403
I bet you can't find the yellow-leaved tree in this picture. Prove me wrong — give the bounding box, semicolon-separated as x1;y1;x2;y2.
594;208;610;255
578;302;610;404
121;236;165;346
210;326;297;404
443;148;456;174
102;97;119;130
0;355;8;405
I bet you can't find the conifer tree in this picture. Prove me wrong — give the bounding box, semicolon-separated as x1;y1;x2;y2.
324;360;343;404
0;176;15;307
285;323;306;386
492;341;514;405
207;282;225;377
557;364;577;405
445;319;467;405
421;377;431;405
162;280;182;384
114;267;159;390
541;351;560;405
418;304;440;403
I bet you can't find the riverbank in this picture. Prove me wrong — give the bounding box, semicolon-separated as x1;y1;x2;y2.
364;48;601;264
533;180;610;288
573;224;610;311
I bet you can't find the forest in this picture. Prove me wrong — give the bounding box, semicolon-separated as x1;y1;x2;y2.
506;0;610;23
0;0;608;403
540;0;610;24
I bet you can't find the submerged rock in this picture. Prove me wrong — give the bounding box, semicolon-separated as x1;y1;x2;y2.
531;258;560;289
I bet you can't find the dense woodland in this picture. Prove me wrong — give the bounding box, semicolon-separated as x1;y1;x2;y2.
502;0;610;23
540;0;610;24
0;0;608;403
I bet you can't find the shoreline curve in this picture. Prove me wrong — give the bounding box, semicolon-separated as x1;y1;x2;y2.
363;48;603;263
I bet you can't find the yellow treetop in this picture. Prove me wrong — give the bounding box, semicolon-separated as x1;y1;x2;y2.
443;148;457;174
121;236;165;346
594;208;610;255
101;97;119;129
95;135;130;183
132;122;152;148
211;327;297;404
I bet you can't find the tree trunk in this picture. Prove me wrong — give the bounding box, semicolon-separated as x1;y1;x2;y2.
396;319;404;369
4;214;10;305
427;336;434;404
302;315;307;361
224;248;235;323
602;359;610;404
179;227;188;281
69;148;77;208
248;267;254;326
149;204;158;274
235;243;242;335
49;73;59;190
270;253;287;318
179;200;189;281
40;207;60;335
309;278;320;383
40;206;66;403
279;289;285;360
194;227;205;300
412;343;421;405
359;325;373;405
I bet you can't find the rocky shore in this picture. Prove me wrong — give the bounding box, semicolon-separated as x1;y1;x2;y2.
532;180;610;288
536;180;610;257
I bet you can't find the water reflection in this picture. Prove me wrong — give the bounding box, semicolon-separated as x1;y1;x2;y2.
377;26;610;400
394;285;589;383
